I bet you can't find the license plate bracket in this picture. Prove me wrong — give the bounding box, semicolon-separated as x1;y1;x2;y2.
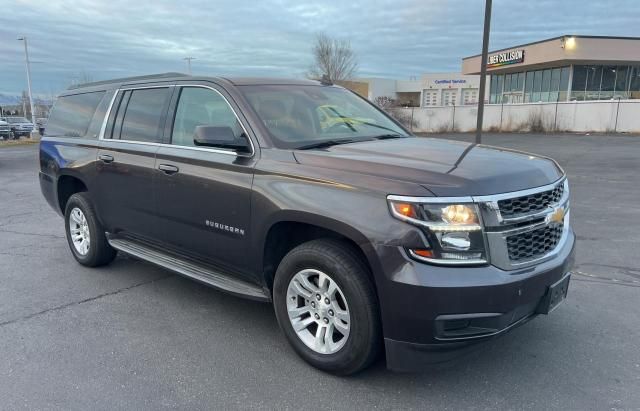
537;273;570;314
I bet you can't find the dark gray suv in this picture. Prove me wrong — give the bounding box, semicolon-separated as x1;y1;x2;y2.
39;73;574;375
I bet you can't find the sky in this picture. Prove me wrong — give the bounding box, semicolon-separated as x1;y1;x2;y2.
1;0;639;97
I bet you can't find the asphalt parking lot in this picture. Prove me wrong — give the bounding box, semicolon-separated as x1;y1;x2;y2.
1;133;639;410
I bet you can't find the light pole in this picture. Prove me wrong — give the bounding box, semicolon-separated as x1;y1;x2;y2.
17;36;36;126
475;0;492;144
183;57;195;75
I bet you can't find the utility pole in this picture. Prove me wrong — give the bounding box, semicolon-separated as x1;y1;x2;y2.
475;0;492;144
17;36;36;126
183;57;196;75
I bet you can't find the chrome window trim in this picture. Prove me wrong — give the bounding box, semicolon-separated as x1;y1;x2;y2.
169;83;255;157
98;91;118;140
98;84;256;158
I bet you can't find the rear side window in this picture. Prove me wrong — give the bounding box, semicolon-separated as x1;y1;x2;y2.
45;91;105;137
117;88;170;143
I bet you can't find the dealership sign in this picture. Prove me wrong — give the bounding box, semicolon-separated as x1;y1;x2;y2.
488;49;525;68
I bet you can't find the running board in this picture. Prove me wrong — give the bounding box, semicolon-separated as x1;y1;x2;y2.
108;238;270;302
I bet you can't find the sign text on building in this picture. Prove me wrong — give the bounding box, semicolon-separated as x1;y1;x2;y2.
487;49;525;68
434;79;467;85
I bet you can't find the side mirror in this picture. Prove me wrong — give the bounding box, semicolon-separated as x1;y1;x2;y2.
193;126;250;153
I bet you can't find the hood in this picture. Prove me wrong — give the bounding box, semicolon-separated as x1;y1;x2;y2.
293;137;563;197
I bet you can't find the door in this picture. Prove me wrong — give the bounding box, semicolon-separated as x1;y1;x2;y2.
95;86;173;240
422;90;438;107
442;89;457;106
462;89;478;105
154;85;257;278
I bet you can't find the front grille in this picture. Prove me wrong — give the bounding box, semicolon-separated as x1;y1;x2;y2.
498;184;564;217
506;223;563;262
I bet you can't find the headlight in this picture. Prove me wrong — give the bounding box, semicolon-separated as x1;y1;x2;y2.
388;197;487;265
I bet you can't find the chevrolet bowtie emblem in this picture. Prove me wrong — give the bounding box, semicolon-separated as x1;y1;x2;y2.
547;207;566;224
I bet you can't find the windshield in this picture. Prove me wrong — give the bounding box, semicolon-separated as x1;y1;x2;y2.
239;85;409;149
6;117;29;123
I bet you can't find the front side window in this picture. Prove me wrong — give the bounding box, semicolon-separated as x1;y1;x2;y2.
171;87;245;147
240;85;408;149
118;88;170;142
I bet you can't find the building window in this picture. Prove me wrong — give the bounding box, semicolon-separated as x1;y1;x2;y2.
550;68;561;102
571;65;639;101
532;70;543;102
585;66;603;100
516;72;525;92
630;66;640;99
489;75;497;103
559;67;570;101
524;71;534;102
496;75;504;103
614;66;630;99
600;66;617;100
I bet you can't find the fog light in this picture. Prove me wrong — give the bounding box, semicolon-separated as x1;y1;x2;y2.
441;252;483;260
441;232;471;251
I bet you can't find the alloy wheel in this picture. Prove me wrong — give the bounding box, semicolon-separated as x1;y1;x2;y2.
286;269;351;354
69;207;90;255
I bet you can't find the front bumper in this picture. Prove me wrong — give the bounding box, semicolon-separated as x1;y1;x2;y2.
375;228;575;371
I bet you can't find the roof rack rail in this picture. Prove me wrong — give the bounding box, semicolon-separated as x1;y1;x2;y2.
67;72;188;90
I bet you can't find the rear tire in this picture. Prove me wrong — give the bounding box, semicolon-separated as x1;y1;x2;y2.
64;192;116;267
273;239;381;375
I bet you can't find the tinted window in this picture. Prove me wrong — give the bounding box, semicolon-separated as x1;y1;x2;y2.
119;88;170;142
171;87;245;147
45;92;105;137
240;85;408;149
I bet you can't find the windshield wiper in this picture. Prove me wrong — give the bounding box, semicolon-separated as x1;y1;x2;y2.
355;120;406;135
297;139;364;150
371;134;405;140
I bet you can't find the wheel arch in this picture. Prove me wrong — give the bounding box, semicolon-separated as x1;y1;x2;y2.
56;173;89;214
259;211;382;293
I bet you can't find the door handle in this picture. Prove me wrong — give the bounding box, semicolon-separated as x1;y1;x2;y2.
99;154;114;163
158;164;179;175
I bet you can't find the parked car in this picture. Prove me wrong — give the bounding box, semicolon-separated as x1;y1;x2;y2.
39;73;574;375
0;116;34;138
0;119;12;140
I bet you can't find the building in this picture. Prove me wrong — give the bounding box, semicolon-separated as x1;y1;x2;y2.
357;73;480;107
462;35;640;104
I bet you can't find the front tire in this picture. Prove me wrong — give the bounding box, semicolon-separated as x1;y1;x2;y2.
64;192;116;267
273;239;381;375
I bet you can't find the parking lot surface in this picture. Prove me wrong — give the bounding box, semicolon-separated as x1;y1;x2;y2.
1;133;639;410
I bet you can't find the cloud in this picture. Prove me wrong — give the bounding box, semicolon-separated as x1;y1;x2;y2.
1;0;639;96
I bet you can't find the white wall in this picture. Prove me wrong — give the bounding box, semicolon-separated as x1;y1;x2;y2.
388;100;640;133
357;78;397;101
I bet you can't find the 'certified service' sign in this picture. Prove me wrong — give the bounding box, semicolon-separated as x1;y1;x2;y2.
488;49;525;68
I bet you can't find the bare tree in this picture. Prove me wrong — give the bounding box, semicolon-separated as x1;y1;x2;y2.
309;33;358;81
374;96;396;110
